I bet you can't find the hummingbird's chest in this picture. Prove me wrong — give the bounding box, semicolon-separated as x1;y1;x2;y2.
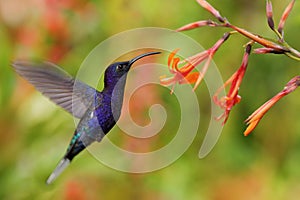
75;88;125;143
94;93;124;134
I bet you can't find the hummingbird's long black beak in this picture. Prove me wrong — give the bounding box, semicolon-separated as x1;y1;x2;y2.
128;51;161;66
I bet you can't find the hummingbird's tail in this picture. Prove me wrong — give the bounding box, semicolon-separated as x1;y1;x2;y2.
46;134;89;184
46;157;70;184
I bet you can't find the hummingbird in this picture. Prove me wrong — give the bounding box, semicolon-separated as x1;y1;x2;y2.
12;51;161;184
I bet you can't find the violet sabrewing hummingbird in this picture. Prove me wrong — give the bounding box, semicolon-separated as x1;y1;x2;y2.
12;51;161;184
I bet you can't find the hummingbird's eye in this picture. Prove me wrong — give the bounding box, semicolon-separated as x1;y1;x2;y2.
116;64;124;71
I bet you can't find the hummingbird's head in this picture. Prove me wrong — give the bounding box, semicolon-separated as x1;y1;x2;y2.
104;51;161;88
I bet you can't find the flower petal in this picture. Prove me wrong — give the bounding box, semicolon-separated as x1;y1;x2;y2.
244;120;259;136
168;49;180;67
179;72;200;84
160;76;177;87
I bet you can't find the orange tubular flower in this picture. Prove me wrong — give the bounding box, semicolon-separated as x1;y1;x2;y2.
196;0;225;23
214;44;252;124
159;49;202;93
176;20;218;32
278;0;295;35
244;76;300;136
254;48;283;55
266;0;275;30
160;33;230;93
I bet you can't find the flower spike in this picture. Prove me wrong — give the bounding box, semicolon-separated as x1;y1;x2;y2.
164;0;300;136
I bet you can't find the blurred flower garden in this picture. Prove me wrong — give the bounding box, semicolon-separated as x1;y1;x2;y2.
1;0;300;199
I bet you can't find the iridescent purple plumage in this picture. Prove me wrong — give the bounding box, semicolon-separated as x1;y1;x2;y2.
12;51;161;184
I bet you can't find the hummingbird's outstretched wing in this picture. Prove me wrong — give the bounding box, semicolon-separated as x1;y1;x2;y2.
12;61;98;118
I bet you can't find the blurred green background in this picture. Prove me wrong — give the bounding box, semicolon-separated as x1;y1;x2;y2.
1;0;300;199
